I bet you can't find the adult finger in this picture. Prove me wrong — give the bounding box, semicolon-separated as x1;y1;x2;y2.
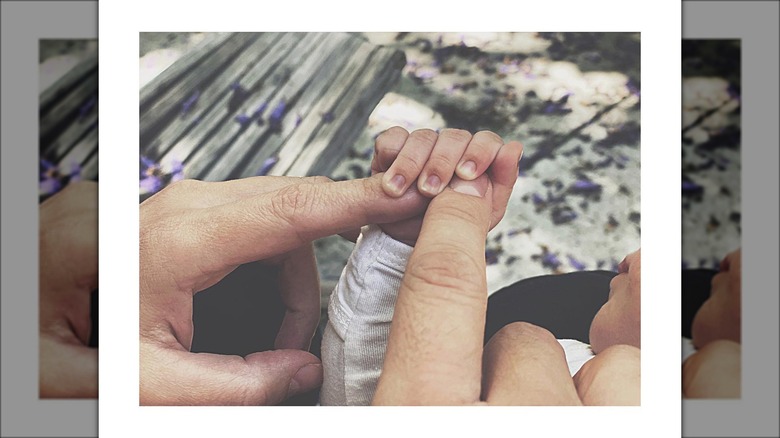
455;131;503;181
140;344;322;405
185;173;429;269
39;338;98;398
481;322;581;405
487;140;523;228
373;126;409;174
417;128;472;196
373;174;493;405
382;129;438;197
145;175;333;211
274;244;321;351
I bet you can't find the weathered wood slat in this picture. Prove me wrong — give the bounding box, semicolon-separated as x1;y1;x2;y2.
57;127;98;171
200;32;353;181
139;32;406;192
42;110;97;162
237;34;361;179
140;33;282;158
159;33;308;175
288;48;406;176
139;33;258;143
268;41;376;177
40;73;97;144
40;54;97;113
80;146;99;181
139;33;233;110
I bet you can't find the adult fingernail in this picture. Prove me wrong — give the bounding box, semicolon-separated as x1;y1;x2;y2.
422;174;441;194
289;364;322;397
450;176;487;197
458;160;477;179
388;174;406;194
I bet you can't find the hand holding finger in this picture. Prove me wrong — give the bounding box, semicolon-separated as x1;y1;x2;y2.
374;174;493;405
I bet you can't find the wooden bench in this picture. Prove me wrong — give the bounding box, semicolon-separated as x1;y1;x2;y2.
39;54;98;201
139;32;406;199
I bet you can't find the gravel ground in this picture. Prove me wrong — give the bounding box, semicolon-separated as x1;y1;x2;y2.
681;40;741;269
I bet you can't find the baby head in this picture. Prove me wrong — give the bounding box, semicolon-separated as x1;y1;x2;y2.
691;249;741;349
589;249;641;354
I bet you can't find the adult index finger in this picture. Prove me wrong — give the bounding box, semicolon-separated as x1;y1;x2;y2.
182;173;430;269
373;174;493;405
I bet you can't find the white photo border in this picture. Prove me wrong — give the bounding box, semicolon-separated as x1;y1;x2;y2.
99;0;681;437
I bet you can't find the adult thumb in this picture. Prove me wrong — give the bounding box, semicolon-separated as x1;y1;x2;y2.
140;345;322;405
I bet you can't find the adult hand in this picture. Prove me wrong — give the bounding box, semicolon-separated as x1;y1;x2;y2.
39;181;98;398
140;173;428;405
373;139;523;405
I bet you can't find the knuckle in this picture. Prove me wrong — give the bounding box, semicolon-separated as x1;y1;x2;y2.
376;126;409;150
424;154;455;173
406;244;484;292
394;152;425;172
410;128;439;146
380;126;410;141
474;130;504;146
434;202;485;227
439;128;473;144
496;321;556;344
271;184;316;221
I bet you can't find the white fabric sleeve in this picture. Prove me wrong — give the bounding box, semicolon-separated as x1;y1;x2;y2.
682;337;697;363
557;339;596;376
319;225;413;406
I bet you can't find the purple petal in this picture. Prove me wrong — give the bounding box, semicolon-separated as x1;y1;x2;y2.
567;255;586;271
69;161;82;182
269;100;286;129
140;156;156;169
181;90;200;114
235;114;251;126
257;156;279;176
79;95;97;120
40;158;57;171
569;180;602;193
139;176;162;194
170;159;185;182
542;252;561;269
40;177;61;195
252;101;269;119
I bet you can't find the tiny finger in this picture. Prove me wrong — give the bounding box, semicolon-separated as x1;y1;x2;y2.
456;131;504;180
417;128;472;197
382;129;438;197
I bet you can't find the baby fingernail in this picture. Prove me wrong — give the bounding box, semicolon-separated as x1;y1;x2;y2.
458;160;477;178
389;174;406;194
423;174;441;194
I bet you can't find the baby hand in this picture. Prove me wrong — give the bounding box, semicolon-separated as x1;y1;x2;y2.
372;127;523;245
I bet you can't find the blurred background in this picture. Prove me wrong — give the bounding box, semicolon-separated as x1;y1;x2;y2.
138;32;641;305
681;40;741;269
39;39;98;202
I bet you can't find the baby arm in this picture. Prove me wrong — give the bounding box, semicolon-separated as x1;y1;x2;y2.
319;127;522;405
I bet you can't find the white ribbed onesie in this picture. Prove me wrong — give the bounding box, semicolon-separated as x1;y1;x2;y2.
319;225;595;406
